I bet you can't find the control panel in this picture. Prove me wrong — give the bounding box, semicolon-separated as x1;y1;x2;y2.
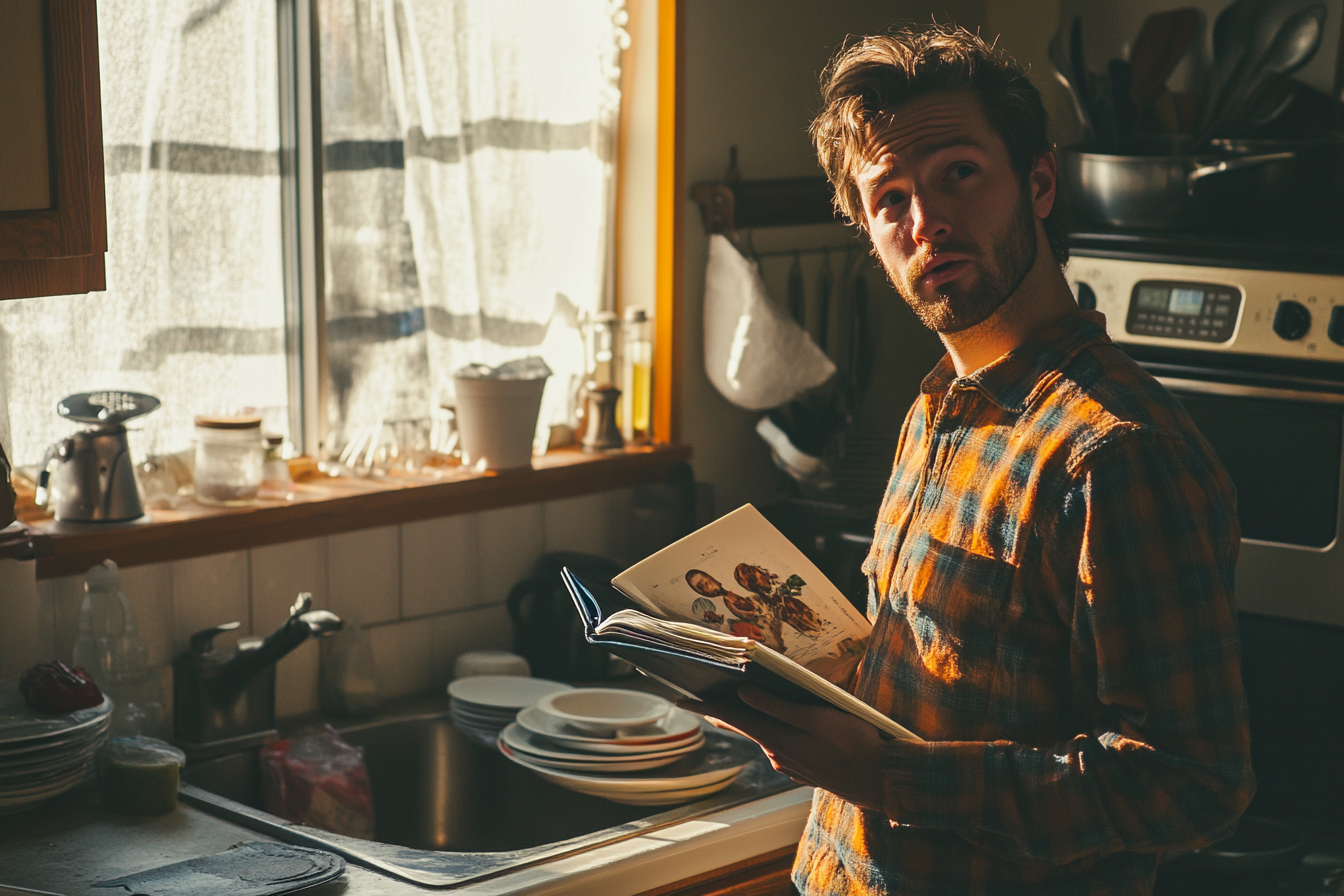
1066;254;1344;361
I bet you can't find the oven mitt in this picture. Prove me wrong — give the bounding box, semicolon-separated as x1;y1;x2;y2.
91;842;344;896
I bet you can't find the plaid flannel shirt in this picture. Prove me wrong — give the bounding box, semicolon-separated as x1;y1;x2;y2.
793;311;1254;896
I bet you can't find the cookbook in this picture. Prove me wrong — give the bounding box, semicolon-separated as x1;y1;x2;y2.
561;504;920;741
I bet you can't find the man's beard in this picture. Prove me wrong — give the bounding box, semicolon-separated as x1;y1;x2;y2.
891;190;1038;334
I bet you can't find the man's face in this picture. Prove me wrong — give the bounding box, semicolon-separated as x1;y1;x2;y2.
855;90;1046;333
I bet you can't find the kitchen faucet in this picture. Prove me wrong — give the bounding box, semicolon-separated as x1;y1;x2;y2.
173;593;342;755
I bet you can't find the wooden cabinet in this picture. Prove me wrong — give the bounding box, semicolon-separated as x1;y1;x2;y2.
635;846;798;896
0;0;106;301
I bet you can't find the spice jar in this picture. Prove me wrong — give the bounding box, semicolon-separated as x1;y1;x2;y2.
194;415;264;505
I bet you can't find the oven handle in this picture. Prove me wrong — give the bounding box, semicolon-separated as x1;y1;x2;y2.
1156;376;1344;405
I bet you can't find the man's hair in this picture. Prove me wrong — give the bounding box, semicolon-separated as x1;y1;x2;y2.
811;24;1069;266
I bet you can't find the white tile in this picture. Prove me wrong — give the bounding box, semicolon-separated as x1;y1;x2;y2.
0;560;43;677
251;538;328;633
429;604;515;692
401;514;479;617
327;526;400;625
274;638;320;720
37;572;85;664
543;492;613;558
119;562;175;668
477;504;543;607
367;619;434;700
170;551;250;653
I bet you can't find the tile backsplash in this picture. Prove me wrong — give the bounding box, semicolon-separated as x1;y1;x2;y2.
9;486;657;737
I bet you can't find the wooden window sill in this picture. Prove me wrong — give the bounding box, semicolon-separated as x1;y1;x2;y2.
17;443;692;578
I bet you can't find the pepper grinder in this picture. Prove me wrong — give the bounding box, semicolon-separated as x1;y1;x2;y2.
581;384;623;452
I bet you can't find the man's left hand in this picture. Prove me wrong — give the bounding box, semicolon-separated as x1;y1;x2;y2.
680;685;888;812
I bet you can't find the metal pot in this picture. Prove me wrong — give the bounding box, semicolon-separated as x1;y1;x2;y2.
1061;136;1344;230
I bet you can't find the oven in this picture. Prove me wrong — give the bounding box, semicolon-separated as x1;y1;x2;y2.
1067;234;1344;893
1066;251;1344;629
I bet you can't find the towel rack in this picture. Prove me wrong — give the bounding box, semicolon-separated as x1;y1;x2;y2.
690;176;842;234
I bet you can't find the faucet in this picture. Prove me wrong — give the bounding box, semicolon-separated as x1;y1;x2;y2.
173;593;343;753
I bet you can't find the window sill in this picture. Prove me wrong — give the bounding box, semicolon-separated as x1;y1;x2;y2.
20;443;692;579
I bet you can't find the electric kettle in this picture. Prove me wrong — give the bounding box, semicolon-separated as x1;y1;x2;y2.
36;391;160;522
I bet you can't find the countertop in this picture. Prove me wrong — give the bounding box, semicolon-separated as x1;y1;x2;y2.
0;779;813;895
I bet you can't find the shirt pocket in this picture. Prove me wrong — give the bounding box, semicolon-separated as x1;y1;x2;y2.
893;532;1015;737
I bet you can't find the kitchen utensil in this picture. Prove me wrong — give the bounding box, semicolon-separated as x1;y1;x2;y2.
1048;26;1094;141
1069;16;1095;139
35;391;160;522
1108;59;1136;148
1198;2;1327;143
1129;8;1201;112
1061;135;1343;229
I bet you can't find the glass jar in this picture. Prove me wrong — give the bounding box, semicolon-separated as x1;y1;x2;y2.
194;415;264;505
621;308;652;443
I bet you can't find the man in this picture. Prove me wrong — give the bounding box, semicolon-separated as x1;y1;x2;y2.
683;25;1254;896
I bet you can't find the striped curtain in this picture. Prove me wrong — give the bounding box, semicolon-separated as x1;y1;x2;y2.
0;0;288;466
319;0;626;450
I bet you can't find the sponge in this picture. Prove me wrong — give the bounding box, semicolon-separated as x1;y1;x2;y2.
99;737;186;815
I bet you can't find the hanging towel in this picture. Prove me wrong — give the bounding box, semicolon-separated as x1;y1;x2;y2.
702;235;836;410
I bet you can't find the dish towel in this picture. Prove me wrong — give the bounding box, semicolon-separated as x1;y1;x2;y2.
702;235;835;410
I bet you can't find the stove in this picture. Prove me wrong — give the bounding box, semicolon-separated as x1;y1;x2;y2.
1154;817;1344;895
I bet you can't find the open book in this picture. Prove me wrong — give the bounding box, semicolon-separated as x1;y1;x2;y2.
561;504;920;742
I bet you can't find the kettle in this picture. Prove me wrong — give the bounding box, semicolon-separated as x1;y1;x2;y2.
36;391;160;522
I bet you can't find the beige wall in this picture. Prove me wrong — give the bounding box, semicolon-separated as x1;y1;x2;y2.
678;0;991;516
0;0;52;213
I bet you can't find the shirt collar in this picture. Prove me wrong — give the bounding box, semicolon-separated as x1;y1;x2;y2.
920;310;1112;413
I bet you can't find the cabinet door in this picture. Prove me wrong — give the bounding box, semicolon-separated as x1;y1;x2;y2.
0;0;107;300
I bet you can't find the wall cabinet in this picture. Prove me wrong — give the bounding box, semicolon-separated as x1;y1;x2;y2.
0;0;106;301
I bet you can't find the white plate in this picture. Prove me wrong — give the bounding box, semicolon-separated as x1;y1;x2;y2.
498;726;699;772
0;764;87;810
0;687;112;748
499;722;703;763
498;729;756;794
516;705;702;747
593;777;741;805
449;702;519;722
532;688;671;736
446;676;571;709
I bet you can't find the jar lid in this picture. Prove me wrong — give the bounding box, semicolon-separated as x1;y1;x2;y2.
195;415;262;430
624;307;648;322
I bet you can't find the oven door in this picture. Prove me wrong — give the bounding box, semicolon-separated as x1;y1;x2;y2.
1146;371;1344;627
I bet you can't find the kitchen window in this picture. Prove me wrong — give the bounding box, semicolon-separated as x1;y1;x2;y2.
0;0;629;471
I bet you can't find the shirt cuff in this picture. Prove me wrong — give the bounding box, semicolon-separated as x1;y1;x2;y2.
881;738;988;829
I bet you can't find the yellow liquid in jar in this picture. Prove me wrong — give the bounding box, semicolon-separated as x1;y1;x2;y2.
631;361;651;436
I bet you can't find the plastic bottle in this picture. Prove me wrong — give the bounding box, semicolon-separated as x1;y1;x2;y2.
72;560;164;737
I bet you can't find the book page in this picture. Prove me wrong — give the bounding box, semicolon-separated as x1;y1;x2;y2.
613;505;871;677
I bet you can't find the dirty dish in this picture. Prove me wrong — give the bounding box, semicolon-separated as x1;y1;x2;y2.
516;704;702;748
446;675;570;709
532;688;672;737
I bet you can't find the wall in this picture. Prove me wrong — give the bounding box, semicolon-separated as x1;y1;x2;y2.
0;489;653;736
679;0;1058;517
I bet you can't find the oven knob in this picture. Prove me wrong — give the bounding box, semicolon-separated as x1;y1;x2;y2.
1272;300;1311;340
1075;281;1097;311
1329;306;1344;346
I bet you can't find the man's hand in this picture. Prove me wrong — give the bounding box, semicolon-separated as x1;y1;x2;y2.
680;685;888;812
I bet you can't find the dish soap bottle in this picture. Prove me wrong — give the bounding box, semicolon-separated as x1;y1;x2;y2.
72;560;164;737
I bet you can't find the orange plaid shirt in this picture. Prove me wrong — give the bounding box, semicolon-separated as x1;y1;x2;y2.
793;311;1254;896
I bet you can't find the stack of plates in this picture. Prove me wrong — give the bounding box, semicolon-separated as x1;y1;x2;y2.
446;675;571;747
0;682;112;814
499;714;757;806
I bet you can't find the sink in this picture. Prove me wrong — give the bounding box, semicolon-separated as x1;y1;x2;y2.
178;702;793;887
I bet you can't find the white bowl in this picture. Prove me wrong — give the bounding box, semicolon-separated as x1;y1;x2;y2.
533;688;672;737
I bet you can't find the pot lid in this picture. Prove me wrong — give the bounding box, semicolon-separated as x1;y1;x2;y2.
57;391;161;426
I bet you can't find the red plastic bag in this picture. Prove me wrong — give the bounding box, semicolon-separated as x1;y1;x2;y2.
260;725;375;839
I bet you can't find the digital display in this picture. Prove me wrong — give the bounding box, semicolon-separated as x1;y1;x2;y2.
1169;288;1205;316
1136;285;1169;310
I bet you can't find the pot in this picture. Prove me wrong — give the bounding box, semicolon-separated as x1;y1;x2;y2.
1061;135;1344;230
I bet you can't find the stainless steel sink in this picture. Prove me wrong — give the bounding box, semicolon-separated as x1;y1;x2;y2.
178;702;793;887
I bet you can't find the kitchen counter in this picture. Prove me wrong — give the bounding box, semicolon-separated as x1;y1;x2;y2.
0;778;813;895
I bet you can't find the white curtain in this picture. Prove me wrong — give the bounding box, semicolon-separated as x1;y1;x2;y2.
0;0;288;466
319;0;626;449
